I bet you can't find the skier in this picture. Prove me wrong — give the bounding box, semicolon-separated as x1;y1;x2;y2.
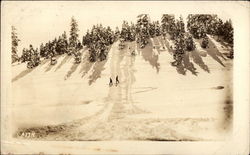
115;75;119;85
109;78;113;87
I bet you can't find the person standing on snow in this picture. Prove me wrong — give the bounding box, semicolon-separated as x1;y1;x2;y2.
116;75;119;85
109;77;113;86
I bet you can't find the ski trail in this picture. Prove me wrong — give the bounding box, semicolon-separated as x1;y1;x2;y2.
74;41;137;129
61;42;126;135
29;42;124;140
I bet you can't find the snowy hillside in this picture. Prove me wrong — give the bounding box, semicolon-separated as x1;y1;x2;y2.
12;35;233;141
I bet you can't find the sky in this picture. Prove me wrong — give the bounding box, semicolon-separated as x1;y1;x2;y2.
2;1;234;55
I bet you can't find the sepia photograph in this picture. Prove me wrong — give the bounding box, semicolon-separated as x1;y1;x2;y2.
1;1;249;154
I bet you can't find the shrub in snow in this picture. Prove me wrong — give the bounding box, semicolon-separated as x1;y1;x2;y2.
185;35;196;51
50;57;57;65
201;36;209;49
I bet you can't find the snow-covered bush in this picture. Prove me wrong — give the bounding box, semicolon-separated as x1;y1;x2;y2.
201;36;209;49
185;35;196;51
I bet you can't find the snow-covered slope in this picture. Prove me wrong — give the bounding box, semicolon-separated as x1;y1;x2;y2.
12;36;233;140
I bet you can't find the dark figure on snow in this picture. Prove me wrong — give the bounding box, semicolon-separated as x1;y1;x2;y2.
116;75;119;85
109;78;113;86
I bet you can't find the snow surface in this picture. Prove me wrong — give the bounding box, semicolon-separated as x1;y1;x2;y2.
12;36;233;141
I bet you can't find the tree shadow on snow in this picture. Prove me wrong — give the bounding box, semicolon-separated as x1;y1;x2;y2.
12;58;50;82
172;52;198;76
197;38;226;67
64;55;84;80
88;46;112;85
151;37;162;54
182;52;198;76
88;59;108;85
64;49;88;80
211;35;233;49
79;52;95;78
162;34;175;55
190;50;210;73
55;55;72;72
138;39;160;73
12;68;34;82
64;63;81;80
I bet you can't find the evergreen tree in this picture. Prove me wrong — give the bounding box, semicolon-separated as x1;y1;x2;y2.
185;35;196;51
161;15;176;40
20;48;30;62
39;43;46;57
52;37;58;55
69;17;82;63
114;27;120;40
149;22;155;37
11;26;20;63
89;47;97;62
178;16;185;33
173;33;185;65
130;23;136;41
161;14;168;32
187;14;207;39
136;14;150;48
26;45;40;68
69;16;79;53
56;36;63;55
215;18;224;37
44;42;50;58
120;21;129;41
223;19;233;44
82;30;89;46
61;31;69;54
155;21;161;36
161;14;175;33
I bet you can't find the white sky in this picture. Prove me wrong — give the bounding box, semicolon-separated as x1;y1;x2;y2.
2;1;233;55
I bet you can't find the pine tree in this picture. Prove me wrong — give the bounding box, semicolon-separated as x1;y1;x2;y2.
155;21;161;36
187;15;207;39
44;42;50;58
136;14;150;48
61;31;68;54
56;36;63;55
20;48;29;62
69;16;79;53
114;27;120;40
40;43;45;57
11;26;20;63
161;14;169;33
223;19;233;44
69;17;82;63
130;23;136;41
27;45;40;68
185;35;196;51
52;37;58;55
178;16;185;33
161;15;176;40
173;33;185;65
120;21;129;41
